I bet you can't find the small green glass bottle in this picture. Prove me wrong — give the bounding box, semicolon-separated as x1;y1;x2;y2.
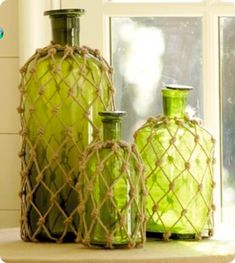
19;9;115;242
78;111;146;248
134;85;215;240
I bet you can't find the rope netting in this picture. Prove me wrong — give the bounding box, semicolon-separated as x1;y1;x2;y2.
134;115;215;240
77;140;146;248
18;44;115;242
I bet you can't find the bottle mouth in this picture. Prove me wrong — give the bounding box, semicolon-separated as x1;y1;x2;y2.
165;84;193;91
44;9;85;17
99;111;126;118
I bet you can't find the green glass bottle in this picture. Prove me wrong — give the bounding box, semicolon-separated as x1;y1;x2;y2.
78;111;146;248
18;9;115;242
134;85;215;240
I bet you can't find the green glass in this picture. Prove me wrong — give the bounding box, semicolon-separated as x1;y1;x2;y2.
19;9;115;242
134;85;215;240
78;111;145;248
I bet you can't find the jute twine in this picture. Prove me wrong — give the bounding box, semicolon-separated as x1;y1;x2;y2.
18;44;115;242
134;115;215;240
77;141;146;248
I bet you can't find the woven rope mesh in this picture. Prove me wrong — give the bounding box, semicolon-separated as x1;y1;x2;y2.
134;115;215;240
77;141;146;248
18;44;115;242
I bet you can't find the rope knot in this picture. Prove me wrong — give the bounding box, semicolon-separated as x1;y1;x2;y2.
26;193;33;202
155;158;163;167
37;127;44;136
48;47;57;55
169;181;175;191
77;204;85;214
91;208;99;219
198;183;203;191
152;204;158;213
194;135;200;143
36;48;44;55
97;163;104;173
20;170;27;178
65;127;73;137
107;189;113;197
50;194;57;203
169;137;176;145
211;137;216;144
119;216;125;227
163;232;171;241
17;106;24;113
80;47;89;56
38;86;45;95
83;235;90;245
68;88;74;97
175;119;183;127
51;105;59;115
106;235;113;247
181;209;187;216
184;161;191;170
64;217;72;225
111;143;119;152
108;66;114;74
37;217;45;226
129;187;136;198
18;150;25;158
94;49;101;57
29;107;35;114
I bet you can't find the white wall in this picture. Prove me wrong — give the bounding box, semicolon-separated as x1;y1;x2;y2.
0;0;20;228
0;0;52;228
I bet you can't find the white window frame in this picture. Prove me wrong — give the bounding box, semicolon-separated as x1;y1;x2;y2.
61;0;235;228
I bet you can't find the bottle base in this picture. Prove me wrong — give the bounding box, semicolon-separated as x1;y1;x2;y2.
146;230;212;241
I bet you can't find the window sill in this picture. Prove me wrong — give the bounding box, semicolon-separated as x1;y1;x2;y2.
0;228;235;263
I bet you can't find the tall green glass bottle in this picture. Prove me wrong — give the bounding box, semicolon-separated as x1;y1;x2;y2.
18;9;115;242
134;85;215;240
78;111;146;248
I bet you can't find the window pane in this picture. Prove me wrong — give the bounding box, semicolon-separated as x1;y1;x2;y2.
111;17;203;141
220;17;235;226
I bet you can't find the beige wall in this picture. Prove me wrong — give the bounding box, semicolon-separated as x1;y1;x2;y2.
0;0;20;228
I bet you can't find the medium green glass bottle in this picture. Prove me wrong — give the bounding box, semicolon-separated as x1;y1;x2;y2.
78;111;146;248
134;85;215;240
18;9;115;242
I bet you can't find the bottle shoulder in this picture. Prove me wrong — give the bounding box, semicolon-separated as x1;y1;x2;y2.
134;115;215;143
20;44;112;75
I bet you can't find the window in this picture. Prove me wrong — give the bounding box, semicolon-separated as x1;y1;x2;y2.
62;0;235;227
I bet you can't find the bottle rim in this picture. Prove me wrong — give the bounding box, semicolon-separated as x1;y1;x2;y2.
99;111;127;118
165;84;193;90
44;9;85;17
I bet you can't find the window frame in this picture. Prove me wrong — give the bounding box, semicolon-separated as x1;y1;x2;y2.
61;0;235;227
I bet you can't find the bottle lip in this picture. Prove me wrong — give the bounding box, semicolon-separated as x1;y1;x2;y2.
165;84;193;90
44;9;85;17
99;111;127;118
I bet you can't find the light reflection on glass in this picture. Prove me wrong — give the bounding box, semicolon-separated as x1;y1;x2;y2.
111;17;202;141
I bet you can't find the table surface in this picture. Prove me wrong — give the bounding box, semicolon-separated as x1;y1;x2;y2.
0;228;235;263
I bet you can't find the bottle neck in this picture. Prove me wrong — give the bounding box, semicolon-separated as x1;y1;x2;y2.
50;16;80;46
162;89;189;118
103;119;122;141
45;9;84;46
99;111;126;141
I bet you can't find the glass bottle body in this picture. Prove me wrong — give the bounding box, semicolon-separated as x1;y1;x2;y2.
19;10;115;242
134;87;215;240
78;112;145;248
